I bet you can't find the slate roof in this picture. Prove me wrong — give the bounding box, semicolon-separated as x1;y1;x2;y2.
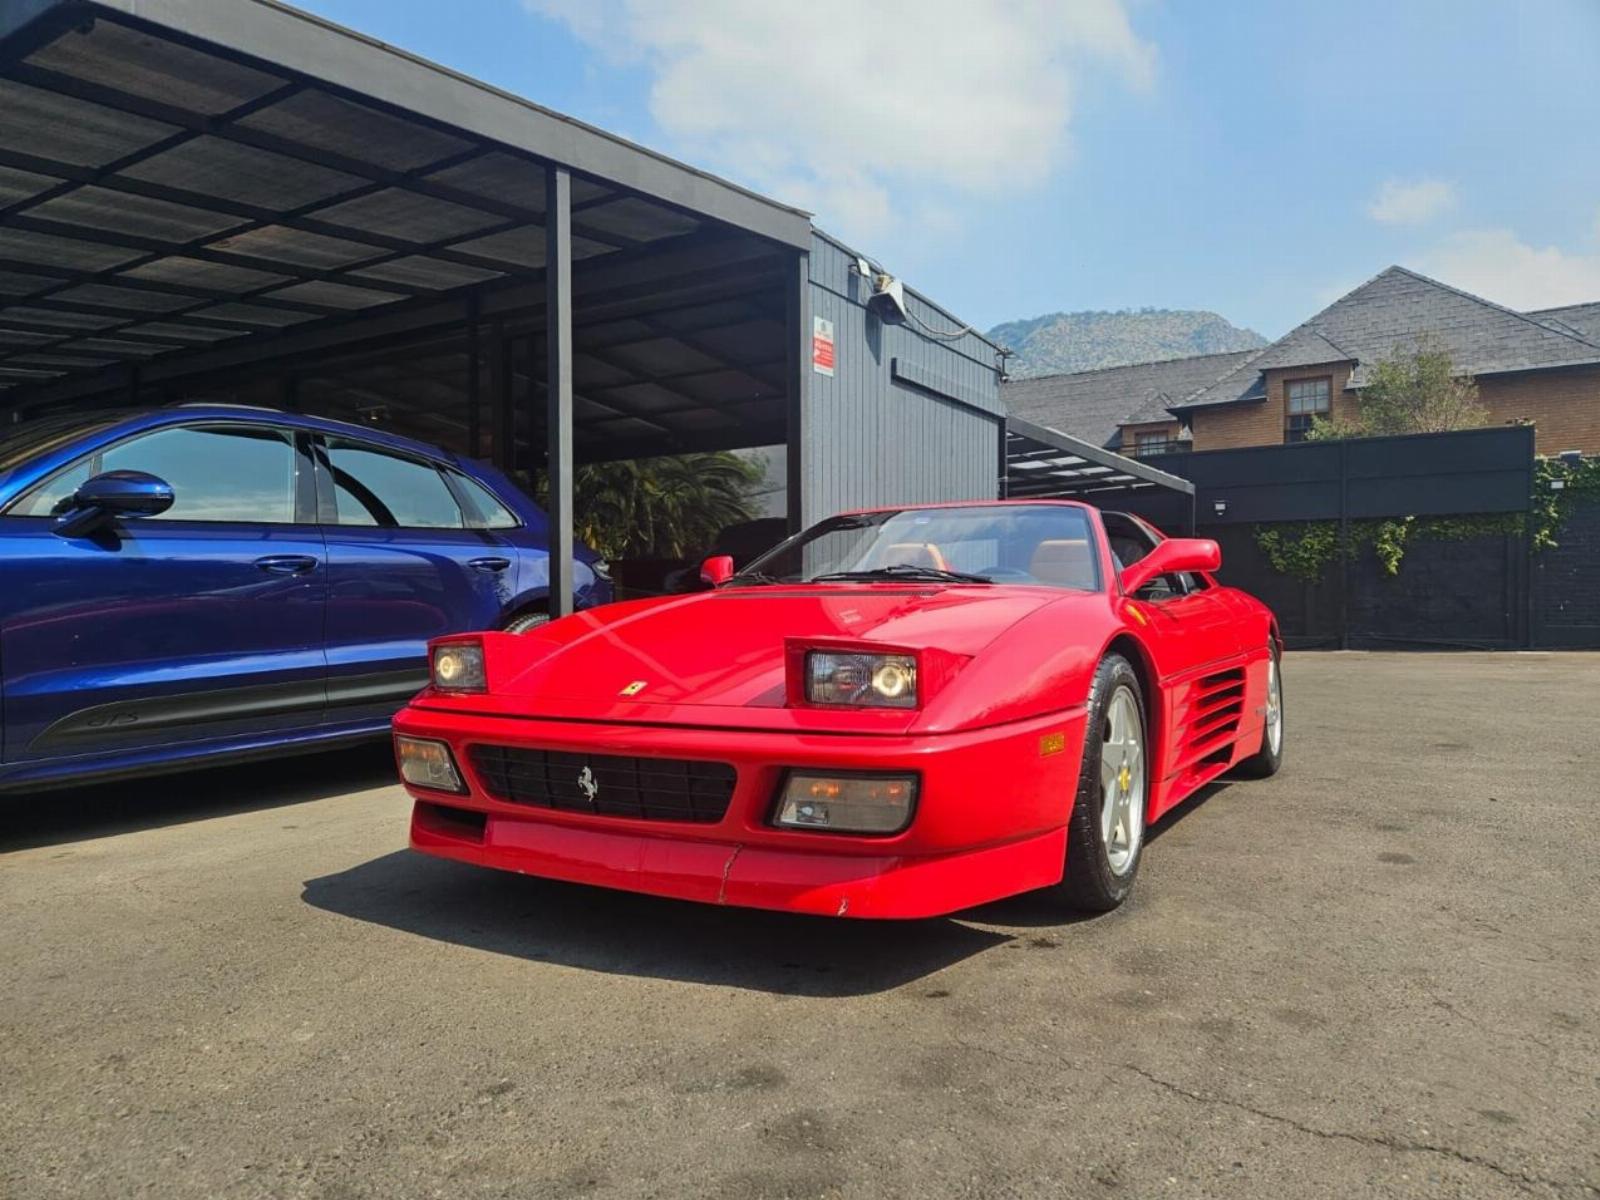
1529;302;1600;343
1176;267;1600;410
1001;350;1257;448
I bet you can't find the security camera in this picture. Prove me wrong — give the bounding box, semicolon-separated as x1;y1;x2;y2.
865;271;908;325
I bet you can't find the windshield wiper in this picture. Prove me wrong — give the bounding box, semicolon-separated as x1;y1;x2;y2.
725;570;786;586
807;564;993;585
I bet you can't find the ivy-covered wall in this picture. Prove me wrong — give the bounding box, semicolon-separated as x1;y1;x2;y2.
1226;458;1600;649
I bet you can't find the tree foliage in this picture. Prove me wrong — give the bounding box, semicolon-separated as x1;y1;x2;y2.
541;451;761;560
1308;337;1487;441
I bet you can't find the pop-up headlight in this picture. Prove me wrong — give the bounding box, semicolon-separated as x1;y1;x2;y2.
805;651;917;708
431;639;486;693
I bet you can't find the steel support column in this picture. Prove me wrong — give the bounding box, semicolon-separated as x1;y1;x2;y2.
784;251;808;533
545;167;575;618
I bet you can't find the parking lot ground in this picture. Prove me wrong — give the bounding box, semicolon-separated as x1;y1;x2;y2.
2;651;1597;1199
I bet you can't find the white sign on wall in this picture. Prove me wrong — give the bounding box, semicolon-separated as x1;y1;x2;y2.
812;315;835;376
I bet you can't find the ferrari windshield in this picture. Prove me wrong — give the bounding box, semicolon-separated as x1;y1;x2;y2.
740;504;1101;590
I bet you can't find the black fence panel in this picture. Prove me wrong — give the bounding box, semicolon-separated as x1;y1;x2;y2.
1534;495;1600;648
1102;427;1556;649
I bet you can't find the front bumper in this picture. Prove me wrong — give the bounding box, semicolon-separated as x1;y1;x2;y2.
394;705;1086;918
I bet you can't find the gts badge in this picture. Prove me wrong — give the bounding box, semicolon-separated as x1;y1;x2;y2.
619;680;648;697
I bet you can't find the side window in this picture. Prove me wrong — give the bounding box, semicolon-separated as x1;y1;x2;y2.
10;459;94;517
1102;513;1183;600
13;425;297;522
325;438;464;529
449;471;520;530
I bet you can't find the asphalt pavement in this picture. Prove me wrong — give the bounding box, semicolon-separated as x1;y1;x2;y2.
2;652;1596;1199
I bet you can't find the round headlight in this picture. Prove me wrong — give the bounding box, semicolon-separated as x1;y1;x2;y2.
872;660;914;700
435;651;466;682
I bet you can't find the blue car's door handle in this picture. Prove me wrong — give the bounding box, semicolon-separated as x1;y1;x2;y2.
468;556;512;572
254;554;318;576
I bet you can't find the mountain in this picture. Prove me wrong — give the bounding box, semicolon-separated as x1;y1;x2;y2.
987;309;1267;378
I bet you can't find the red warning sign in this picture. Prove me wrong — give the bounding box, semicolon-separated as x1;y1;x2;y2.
812;315;835;376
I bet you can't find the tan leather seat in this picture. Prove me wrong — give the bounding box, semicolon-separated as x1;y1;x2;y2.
875;541;948;570
1029;538;1095;588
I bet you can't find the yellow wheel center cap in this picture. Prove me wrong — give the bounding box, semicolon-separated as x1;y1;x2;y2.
1118;764;1131;791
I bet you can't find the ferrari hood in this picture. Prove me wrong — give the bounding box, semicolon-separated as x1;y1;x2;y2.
492;585;1057;713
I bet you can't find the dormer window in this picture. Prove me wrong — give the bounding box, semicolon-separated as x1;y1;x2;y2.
1285;377;1331;442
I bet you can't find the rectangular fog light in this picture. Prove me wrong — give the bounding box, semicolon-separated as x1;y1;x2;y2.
774;771;918;835
396;736;466;794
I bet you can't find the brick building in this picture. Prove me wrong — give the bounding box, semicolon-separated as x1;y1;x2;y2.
1005;267;1600;457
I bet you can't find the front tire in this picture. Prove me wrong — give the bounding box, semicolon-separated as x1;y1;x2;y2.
502;609;551;634
1233;643;1284;778
1051;654;1148;912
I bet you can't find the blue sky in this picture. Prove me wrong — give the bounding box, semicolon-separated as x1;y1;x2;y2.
296;0;1600;338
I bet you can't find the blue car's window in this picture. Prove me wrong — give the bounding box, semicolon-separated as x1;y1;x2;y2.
450;471;519;530
11;425;296;523
326;438;464;529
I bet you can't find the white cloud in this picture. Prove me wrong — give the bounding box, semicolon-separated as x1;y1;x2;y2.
1367;178;1456;225
1412;227;1600;310
525;0;1155;240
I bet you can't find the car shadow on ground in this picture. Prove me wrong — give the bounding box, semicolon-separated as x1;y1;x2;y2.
302;849;1013;998
0;743;396;853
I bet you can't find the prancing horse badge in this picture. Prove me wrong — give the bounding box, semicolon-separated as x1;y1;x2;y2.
619;680;647;696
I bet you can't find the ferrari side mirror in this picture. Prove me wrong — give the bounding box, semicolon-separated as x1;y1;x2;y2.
1119;537;1221;595
699;554;735;586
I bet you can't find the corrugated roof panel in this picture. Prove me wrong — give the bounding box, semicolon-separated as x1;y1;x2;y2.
120;136;367;210
0;226;144;271
424;153;546;208
205;224;387;269
0;305;119;330
186;301;318;327
577;196;700;243
0;164;60;207
10;352;118;369
0;329;56;346
310;187;503;242
59;336;177;357
262;280;401;310
26;19;287;116
51;283;194;313
0;79;176;168
352;255;502;290
607;337;723;376
30;185;247;241
447;225;544;270
121;256;290;293
237;89;471;172
0;268;57;296
123;321;246;343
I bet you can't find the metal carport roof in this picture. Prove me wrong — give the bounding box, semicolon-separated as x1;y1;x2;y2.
1004;415;1195;509
0;0;812;450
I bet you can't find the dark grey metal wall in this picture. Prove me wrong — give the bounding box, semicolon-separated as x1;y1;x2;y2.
800;233;1003;524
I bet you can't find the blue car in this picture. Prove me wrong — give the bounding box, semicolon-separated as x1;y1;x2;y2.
0;405;610;793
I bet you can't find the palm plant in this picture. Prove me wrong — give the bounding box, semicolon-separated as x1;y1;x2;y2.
541;451;761;560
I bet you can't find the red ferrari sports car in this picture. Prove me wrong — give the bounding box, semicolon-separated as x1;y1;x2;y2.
393;501;1283;918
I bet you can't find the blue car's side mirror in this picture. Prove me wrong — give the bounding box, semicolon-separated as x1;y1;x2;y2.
55;470;174;537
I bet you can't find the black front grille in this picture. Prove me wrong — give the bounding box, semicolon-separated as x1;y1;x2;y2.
467;745;737;824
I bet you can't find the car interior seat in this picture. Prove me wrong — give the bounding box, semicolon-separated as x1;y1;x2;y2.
1028;538;1095;588
874;541;949;570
